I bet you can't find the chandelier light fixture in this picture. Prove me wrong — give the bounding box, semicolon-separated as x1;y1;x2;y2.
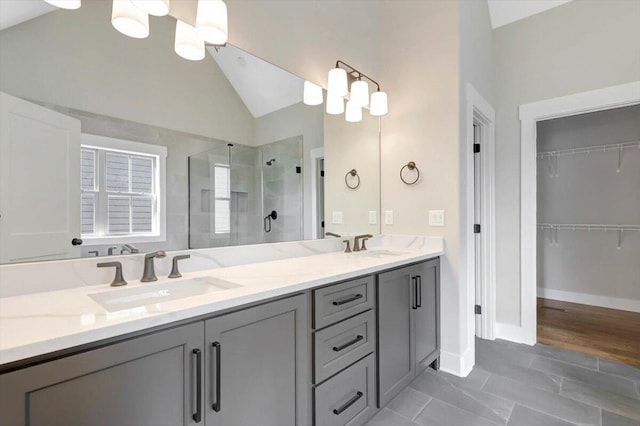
46;0;228;61
131;0;170;17
304;60;387;122
303;81;323;106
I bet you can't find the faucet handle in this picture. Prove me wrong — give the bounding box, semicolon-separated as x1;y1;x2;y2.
107;246;118;256
342;240;352;253
169;254;191;278
360;237;370;251
97;261;127;287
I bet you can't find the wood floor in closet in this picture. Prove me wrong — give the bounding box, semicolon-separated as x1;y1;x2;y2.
537;298;640;368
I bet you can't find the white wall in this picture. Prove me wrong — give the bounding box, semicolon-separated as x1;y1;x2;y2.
324;112;380;237
536;105;640;310
493;0;640;327
377;1;466;372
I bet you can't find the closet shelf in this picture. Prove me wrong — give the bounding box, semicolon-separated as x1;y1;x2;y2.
537;224;640;249
537;223;640;231
536;140;639;159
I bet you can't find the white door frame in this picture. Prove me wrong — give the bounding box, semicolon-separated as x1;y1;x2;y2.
519;81;640;345
465;84;496;342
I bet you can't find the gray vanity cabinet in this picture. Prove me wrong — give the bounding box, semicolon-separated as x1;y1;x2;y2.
0;322;204;426
204;294;308;426
377;258;440;407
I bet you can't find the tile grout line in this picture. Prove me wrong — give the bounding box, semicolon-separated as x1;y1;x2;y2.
411;397;433;421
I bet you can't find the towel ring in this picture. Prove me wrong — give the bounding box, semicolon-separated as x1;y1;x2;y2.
400;161;420;185
344;169;360;189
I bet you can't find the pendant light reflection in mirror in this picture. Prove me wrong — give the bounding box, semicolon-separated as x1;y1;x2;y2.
45;0;229;61
303;60;388;122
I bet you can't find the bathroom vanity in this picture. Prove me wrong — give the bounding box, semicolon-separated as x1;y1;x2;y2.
0;243;441;426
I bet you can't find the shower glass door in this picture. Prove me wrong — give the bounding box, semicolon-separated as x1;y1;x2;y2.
260;136;303;243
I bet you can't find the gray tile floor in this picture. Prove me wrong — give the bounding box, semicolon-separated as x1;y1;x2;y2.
367;338;640;426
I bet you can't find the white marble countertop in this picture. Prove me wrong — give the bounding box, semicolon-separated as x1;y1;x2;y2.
0;242;443;366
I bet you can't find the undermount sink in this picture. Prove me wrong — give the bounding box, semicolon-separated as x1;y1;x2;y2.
352;249;408;258
89;276;242;312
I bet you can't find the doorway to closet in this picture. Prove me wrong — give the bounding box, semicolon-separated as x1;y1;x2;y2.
535;105;640;367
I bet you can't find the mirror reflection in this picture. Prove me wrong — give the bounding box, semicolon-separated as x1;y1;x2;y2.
0;0;380;264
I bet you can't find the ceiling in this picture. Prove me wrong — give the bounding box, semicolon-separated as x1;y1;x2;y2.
487;0;573;29
208;45;303;118
0;0;54;31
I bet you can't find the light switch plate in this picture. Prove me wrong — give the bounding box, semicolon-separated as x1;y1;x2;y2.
368;211;377;225
429;210;445;226
384;210;393;225
332;211;343;224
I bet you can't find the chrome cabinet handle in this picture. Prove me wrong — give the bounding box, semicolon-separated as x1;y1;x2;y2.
332;335;364;352
192;349;202;423
212;342;221;412
416;275;422;308
332;293;363;306
333;391;364;415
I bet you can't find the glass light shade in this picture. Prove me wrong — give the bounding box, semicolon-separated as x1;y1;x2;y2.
327;68;348;97
345;100;362;123
326;92;345;115
196;0;229;45
175;20;205;61
370;91;388;116
44;0;82;9
303;81;323;106
350;80;369;107
112;0;149;39
131;0;169;16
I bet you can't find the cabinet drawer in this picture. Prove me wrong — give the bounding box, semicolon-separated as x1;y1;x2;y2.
314;354;376;426
313;275;374;329
314;310;375;384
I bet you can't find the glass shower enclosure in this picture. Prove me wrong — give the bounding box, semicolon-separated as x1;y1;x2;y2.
189;136;303;248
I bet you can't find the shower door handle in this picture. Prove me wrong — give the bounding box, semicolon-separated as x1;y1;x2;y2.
264;210;278;232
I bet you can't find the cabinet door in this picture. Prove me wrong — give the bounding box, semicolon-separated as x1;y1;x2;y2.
413;258;440;374
0;322;204;426
204;294;309;426
377;265;415;407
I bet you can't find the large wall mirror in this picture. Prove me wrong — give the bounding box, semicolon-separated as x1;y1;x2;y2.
0;0;380;264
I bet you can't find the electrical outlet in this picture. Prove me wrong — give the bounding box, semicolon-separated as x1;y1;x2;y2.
368;211;377;225
384;210;393;225
429;210;445;226
332;211;343;224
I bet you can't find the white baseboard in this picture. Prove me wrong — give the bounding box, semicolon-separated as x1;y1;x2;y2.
538;287;640;313
439;346;475;377
495;322;528;344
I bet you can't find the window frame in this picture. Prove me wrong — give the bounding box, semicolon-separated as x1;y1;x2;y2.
80;133;167;246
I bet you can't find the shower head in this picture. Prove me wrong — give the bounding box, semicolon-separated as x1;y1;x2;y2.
266;158;276;166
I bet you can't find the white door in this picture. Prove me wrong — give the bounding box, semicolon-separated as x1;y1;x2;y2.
0;92;81;263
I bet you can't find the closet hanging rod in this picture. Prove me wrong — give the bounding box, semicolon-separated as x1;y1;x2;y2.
537;223;640;232
537;140;640;159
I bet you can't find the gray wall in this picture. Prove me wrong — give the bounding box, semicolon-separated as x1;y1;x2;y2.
536;105;640;302
493;0;640;326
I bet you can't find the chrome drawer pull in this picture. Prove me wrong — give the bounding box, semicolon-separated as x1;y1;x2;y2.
333;391;364;415
332;294;363;306
332;335;364;352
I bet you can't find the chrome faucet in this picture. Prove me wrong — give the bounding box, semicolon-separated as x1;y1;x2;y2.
353;234;373;252
121;244;139;254
141;251;166;282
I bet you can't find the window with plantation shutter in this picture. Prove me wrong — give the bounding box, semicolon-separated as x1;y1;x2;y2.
80;133;166;244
